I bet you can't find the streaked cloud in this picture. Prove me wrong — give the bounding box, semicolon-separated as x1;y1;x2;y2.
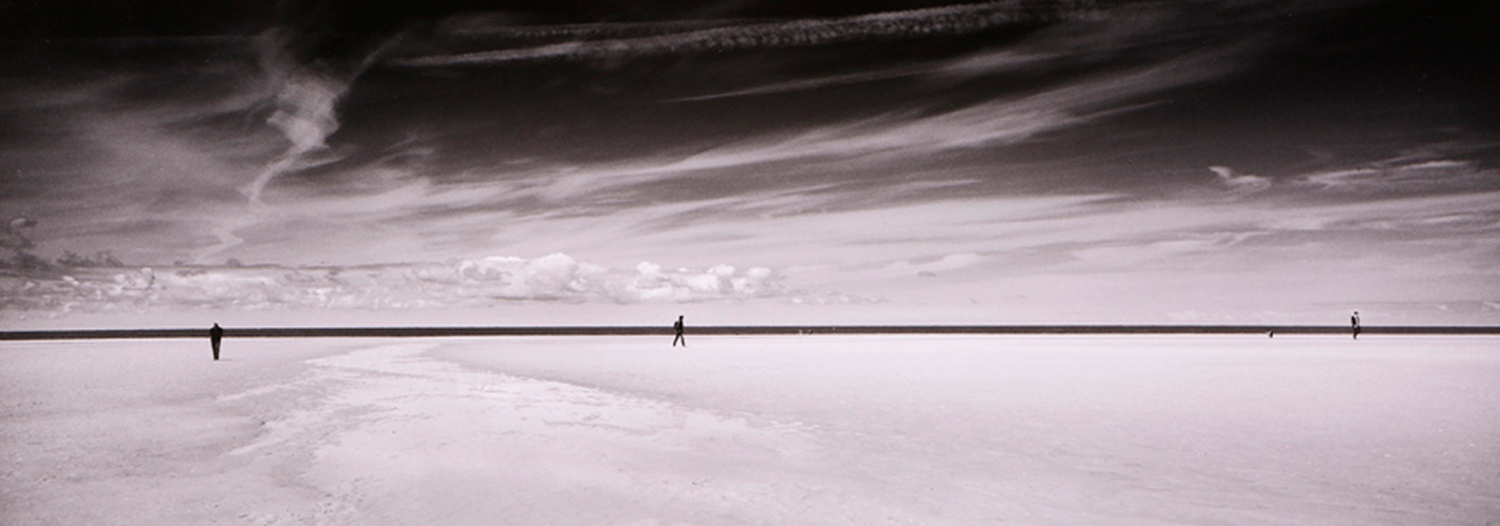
1300;157;1496;194
388;2;1097;67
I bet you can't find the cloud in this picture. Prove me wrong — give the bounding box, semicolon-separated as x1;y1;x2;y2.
0;254;786;317
8;153;1495;323
0;0;1344;272
1208;165;1272;193
2;216;38;252
668;0;1321;103
1300;157;1496;194
668;65;930;102
879;252;989;279
389;2;1097;67
0;32;389;265
504;50;1235;210
240;30;381;205
664;47;1052;103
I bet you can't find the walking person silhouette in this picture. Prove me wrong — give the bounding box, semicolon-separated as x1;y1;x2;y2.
210;323;224;360
1351;311;1361;340
672;315;686;347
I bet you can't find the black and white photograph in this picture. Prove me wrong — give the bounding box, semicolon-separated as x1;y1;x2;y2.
2;1;1497;523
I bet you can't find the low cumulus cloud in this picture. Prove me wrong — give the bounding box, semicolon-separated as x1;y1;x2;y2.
0;253;784;318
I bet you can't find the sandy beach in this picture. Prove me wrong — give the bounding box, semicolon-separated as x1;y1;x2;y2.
3;334;1497;524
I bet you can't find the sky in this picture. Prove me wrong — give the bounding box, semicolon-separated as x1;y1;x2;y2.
1;0;1497;326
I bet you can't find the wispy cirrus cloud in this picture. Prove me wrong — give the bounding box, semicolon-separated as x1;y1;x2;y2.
0;30;405;264
388;2;1098;68
1300;157;1498;194
505;50;1237;211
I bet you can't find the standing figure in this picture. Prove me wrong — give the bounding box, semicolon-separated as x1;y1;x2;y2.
1350;311;1361;340
210;323;224;360
672;315;686;347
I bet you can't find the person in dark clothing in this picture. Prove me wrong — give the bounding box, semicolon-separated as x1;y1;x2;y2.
1351;311;1361;340
672;315;686;347
210;323;224;360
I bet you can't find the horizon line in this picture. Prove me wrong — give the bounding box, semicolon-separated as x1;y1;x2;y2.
3;324;1499;341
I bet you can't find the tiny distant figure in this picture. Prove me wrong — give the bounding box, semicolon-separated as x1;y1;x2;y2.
210;323;224;360
1267;330;1274;338
1351;311;1361;340
672;315;686;347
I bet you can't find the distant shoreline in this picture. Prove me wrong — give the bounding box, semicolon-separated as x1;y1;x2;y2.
2;325;1498;341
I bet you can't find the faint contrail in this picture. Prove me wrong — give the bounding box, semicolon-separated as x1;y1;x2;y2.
391;1;1101;67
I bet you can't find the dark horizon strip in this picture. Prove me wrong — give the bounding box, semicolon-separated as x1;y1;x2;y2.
2;325;1499;341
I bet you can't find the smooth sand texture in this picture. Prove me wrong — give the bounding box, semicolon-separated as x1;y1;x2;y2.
3;335;1497;524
